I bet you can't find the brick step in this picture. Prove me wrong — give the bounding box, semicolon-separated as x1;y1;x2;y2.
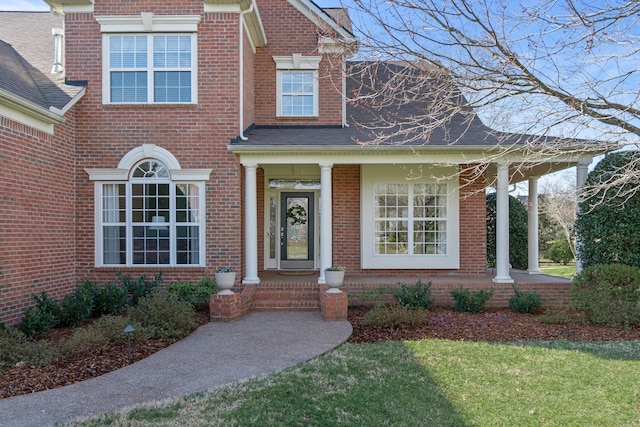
250;284;320;311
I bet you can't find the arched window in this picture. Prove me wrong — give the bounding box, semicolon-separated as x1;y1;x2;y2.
90;146;210;267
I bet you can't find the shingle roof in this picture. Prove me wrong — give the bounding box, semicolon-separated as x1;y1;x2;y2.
243;61;506;148
0;11;83;111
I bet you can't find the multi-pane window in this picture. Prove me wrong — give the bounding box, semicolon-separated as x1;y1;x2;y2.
99;160;203;266
107;34;195;104
374;183;448;255
280;71;316;116
274;55;320;117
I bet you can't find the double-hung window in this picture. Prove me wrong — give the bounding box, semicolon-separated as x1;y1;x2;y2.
97;14;200;104
274;55;321;117
106;34;195;104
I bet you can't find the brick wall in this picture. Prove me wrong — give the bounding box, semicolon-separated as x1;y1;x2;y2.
459;164;487;274
332;164;361;271
253;0;343;126
331;164;488;276
0;114;78;324
65;4;244;286
346;280;571;309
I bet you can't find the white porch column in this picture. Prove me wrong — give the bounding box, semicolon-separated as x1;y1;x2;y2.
575;158;591;274
318;163;333;284
243;163;260;284
493;161;514;283
527;176;541;274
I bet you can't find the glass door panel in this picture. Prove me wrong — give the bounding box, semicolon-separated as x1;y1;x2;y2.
280;192;314;269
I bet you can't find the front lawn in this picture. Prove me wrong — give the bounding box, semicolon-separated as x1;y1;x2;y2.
539;259;576;279
70;339;640;426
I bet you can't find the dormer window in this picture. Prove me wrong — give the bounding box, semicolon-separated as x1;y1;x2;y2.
273;54;321;117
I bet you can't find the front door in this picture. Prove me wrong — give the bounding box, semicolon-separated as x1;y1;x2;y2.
280;192;314;269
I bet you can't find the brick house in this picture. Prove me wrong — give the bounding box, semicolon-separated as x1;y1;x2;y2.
0;0;609;324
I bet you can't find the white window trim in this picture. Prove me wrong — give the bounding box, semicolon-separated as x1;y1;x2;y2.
361;165;460;269
95;14;201;33
273;54;321;117
87;145;212;267
99;13;199;105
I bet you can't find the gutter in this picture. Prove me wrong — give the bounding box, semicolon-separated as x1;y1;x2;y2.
238;3;254;141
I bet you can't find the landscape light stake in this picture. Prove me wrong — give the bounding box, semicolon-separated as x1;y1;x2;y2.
123;324;135;364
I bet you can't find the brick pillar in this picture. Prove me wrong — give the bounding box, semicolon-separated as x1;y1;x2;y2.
210;293;244;322
319;286;348;321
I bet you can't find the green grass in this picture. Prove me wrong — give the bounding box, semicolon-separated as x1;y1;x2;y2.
69;339;640;427
539;260;576;279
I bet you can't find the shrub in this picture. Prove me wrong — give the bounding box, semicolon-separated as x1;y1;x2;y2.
32;291;61;327
451;287;494;313
392;280;434;309
93;281;128;316
17;307;54;340
117;272;162;306
0;327;57;372
59;280;97;327
486;193;528;269
549;240;574;265
61;315;148;358
16;292;61;339
538;307;589;325
60;325;111;357
128;291;197;340
572;263;640;328
576;151;640;269
509;286;543;314
90;315;147;344
363;304;428;327
167;277;217;306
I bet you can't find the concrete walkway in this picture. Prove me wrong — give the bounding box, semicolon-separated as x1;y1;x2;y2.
0;312;352;427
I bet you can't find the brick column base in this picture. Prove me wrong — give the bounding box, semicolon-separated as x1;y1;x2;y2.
319;286;348;321
210;293;244;322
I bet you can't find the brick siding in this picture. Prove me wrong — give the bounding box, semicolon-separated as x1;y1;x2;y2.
0;115;78;324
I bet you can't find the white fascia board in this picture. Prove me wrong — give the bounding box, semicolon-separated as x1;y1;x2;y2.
0;89;65;135
50;86;86;115
204;3;242;12
45;0;94;14
95;15;201;33
286;0;356;43
229;144;613;164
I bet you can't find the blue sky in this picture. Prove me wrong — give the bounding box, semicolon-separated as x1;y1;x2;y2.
0;0;48;10
0;0;342;11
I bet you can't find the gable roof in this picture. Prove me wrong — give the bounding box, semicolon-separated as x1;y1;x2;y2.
0;11;84;113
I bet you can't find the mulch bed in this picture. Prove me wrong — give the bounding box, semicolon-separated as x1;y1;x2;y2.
348;306;640;343
0;310;210;399
2;307;639;399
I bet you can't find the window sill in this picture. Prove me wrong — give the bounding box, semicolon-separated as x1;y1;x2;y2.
102;103;198;108
96;266;206;272
275;115;319;120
